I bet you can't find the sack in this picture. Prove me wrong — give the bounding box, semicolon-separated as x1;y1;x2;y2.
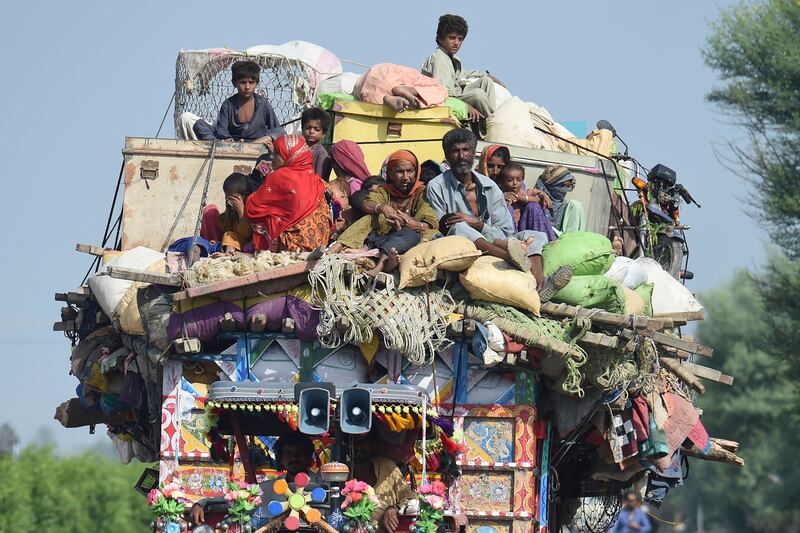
634;282;654;317
604;256;648;289
399;236;481;289
485;96;550;150
88;246;165;320
636;258;703;316
459;256;541;315
623;287;646;315
551;275;626;314
542;232;615;277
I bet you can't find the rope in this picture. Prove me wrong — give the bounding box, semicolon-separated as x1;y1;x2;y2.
155;92;176;138
188;140;217;266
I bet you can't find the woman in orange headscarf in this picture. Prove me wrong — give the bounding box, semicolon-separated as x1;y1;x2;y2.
477;144;511;181
245;135;331;252
329;149;439;276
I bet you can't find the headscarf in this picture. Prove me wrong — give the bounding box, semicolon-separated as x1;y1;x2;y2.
477;144;511;179
245;135;325;242
535;165;574;230
331;140;371;194
382;150;424;201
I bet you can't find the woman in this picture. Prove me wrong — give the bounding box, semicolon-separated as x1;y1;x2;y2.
329;149;439;276
535;164;585;234
353;63;449;112
331;140;372;195
477;144;511;180
245;135;331;252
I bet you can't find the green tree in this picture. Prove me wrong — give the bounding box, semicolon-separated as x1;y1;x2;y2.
704;0;800;387
685;271;800;532
0;446;152;533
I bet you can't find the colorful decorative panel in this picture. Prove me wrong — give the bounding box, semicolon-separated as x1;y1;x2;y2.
513;470;536;515
463;417;514;463
249;338;300;382
512;519;534;533
459;471;514;512
467;522;512;533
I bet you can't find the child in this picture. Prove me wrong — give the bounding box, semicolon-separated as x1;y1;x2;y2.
178;61;285;145
301;107;333;181
326;177;354;237
218;172;254;253
497;163;557;241
350;176;387;218
421;14;502;122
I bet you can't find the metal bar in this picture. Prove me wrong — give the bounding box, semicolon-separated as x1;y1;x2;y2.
188;140;217;266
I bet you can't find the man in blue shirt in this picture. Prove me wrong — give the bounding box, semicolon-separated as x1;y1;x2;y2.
177;60;285;146
610;491;652;533
426;128;572;302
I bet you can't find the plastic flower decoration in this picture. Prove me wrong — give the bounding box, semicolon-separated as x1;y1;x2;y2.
223;480;264;523
340;478;380;531
266;472;327;531
412;481;448;533
147;478;193;530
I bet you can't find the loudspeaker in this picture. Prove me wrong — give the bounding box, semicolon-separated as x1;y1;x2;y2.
296;383;333;436
340;387;372;434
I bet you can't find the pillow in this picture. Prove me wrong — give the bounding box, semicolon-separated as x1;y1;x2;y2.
398;236;481;289
459;256;541;316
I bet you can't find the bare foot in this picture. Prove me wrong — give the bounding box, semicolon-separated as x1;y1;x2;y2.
391;86;424;108
383;95;410;112
383;248;401;273
365;253;388;277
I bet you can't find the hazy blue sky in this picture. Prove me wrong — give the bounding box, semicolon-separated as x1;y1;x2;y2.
0;0;758;452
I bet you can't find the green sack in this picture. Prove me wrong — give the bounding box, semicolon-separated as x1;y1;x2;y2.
445;97;468;121
316;92;356;110
542;231;615;277
551;275;627;314
634;282;654;317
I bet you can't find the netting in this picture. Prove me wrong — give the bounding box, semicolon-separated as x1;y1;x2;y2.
307;254;455;365
174;49;321;130
568;496;623;533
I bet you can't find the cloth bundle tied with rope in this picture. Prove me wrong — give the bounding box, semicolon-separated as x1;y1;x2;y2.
308;254;455;365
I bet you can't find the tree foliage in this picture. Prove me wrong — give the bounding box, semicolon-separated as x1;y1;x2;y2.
685;271;800;532
703;0;800;255
0;446;151;533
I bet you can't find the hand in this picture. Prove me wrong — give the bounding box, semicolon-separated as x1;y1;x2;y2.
254;136;274;151
400;213;426;231
383;507;400;533
466;103;484;122
226;195;245;219
503;192;518;205
528;189;552;208
190;503;205;526
446;213;484;231
488;74;506;88
378;204;405;230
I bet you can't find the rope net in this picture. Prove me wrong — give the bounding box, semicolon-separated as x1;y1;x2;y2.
173;50;320;130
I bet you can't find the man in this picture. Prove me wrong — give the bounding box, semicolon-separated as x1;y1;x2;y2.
610;491;652;533
189;433;319;531
426;128;572;302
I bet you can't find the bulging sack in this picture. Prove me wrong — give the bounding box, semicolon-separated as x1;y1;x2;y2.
399;236;481;289
459;256;541;316
634;282;654;317
542;232;615;277
604;256;648;289
551;275;626;314
623;287;646;315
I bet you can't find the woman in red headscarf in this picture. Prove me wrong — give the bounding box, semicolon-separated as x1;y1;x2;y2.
245;135;331;252
329;149;439;276
477;144;511;181
331;140;372;195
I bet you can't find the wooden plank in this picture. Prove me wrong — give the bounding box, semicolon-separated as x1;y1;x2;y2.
653;310;705;322
53;320;75;332
661;357;706;394
652;331;713;358
76;243;111;256
55;291;89;305
106;266;182;286
172;261;315;301
681;360;734;385
540;301;675;331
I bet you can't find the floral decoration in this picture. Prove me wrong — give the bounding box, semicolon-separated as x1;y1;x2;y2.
340;479;380;525
147;479;193;528
412;480;448;533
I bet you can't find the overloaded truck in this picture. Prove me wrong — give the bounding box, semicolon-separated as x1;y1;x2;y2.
53;44;741;533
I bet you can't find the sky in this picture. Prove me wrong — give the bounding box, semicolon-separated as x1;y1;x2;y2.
0;0;762;452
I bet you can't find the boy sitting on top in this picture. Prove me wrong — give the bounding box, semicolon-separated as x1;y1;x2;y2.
422;14;503;123
301;107;333;181
177;60;285;147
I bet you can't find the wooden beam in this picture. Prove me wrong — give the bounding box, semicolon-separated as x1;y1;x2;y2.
55;291;89;305
106;266;182;286
652;331;713;358
53;320;75;332
172;261;315;301
76;243;112;256
540;301;675;331
681;360;734;385
54;398;131;428
683;442;744;467
661;357;706;394
653;310;705;322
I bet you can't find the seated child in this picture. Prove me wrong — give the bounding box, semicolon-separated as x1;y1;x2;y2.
177;60;285;145
353;63;449;112
326;177;354;237
422;14;503;122
328;150;439;277
217;172;254;253
350;176;388;218
301;107;333;181
497;163;557;241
